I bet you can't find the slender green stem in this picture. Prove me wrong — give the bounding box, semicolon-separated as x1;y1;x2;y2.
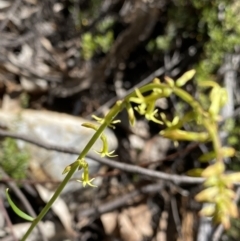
77;103;124;163
173;86;205;115
77;101;124;160
125;83;169;101
203;121;222;162
21;101;125;241
21;164;78;241
173;86;223;163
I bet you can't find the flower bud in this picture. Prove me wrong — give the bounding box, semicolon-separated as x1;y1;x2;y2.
225;172;240;183
164;76;175;87
195;186;219;202
126;102;135;126
176;69;196;87
201;162;225;177
160;129;209;142
209;86;222;116
199;204;215;216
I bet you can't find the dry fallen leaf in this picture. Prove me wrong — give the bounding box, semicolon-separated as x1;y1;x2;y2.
156;210;168;241
118;211;141;241
127;204;153;237
101;211;118;235
35;184;76;237
6;221;55;241
117;204;153;241
0;1;11;9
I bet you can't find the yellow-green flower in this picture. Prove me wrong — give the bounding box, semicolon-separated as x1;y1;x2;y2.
77;167;97;188
95;149;117;158
92;115;121;129
145;109;163;124
96;132;117;157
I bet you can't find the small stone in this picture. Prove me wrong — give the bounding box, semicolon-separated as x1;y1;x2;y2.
0;110;118;193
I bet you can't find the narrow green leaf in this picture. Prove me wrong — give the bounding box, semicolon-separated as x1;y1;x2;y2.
199;151;215;162
6;188;34;222
199;147;235;162
186;168;204;177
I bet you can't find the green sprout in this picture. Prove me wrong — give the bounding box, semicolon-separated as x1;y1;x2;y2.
0;138;29;180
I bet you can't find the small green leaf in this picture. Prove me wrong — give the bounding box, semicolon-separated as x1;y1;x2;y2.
62;165;72;174
199;152;216;162
6;188;34;222
186;168;204;177
82;123;99;131
199;147;235;162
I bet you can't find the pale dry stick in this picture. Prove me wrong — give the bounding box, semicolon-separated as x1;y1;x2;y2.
0;130;77;154
0;31;35;47
78;182;164;218
156;189;171;241
0;170;120;185
0;0;22;31
0;139;199;187
0;169;48;241
170;196;182;239
0;129;204;185
0;54;61;83
0;197;18;241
